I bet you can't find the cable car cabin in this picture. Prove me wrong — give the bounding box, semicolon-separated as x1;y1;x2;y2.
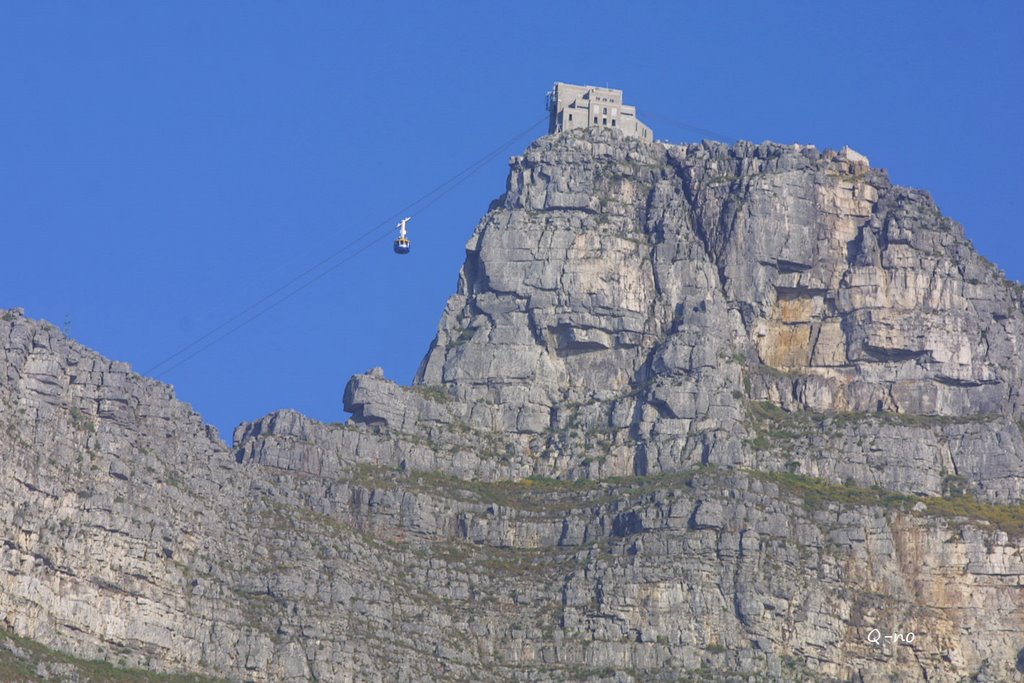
394;217;412;254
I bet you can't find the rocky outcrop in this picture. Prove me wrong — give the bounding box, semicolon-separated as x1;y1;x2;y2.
2;126;1024;682
336;128;1024;500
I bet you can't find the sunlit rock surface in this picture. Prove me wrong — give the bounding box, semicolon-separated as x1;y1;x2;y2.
2;127;1024;681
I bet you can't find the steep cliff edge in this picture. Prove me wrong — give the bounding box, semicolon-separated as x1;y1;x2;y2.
328;128;1024;500
2;128;1024;682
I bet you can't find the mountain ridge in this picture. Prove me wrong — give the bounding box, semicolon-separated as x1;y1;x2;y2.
2;127;1023;681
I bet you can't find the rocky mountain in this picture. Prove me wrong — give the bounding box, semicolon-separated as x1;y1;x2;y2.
2;126;1023;682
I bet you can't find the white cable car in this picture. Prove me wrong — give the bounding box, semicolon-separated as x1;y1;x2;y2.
394;217;411;254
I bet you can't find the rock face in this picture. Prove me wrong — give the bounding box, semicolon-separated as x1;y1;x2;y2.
2;127;1024;682
349;129;1024;501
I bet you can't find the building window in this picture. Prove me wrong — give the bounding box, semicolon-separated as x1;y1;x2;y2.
603;107;608;114
568;113;573;121
612;120;616;127
594;116;598;123
603;117;607;125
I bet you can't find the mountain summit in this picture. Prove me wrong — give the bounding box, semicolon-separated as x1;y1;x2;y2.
2;127;1023;681
342;127;1024;500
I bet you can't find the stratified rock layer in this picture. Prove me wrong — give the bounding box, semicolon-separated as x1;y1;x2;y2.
347;128;1024;501
2;128;1024;682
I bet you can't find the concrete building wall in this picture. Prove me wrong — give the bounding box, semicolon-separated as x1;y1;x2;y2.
547;82;653;141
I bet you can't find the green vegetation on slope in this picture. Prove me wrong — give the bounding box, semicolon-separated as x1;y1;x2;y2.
349;461;1024;541
0;628;226;683
744;398;1002;450
750;469;1024;538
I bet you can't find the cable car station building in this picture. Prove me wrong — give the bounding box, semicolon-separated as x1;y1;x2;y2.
547;82;653;141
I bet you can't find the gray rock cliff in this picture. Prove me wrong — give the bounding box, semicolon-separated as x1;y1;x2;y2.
2;127;1024;682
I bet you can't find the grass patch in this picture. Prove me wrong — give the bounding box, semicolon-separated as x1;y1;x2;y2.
748;399;998;429
346;463;703;514
747;401;789;421
941;473;970;498
744;399;1003;451
0;627;225;682
409;469;600;512
828;171;870;183
409;384;453;403
749;469;1024;538
428;539;581;577
69;407;96;434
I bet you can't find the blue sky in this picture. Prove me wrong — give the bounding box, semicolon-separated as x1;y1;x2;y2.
2;2;1022;439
